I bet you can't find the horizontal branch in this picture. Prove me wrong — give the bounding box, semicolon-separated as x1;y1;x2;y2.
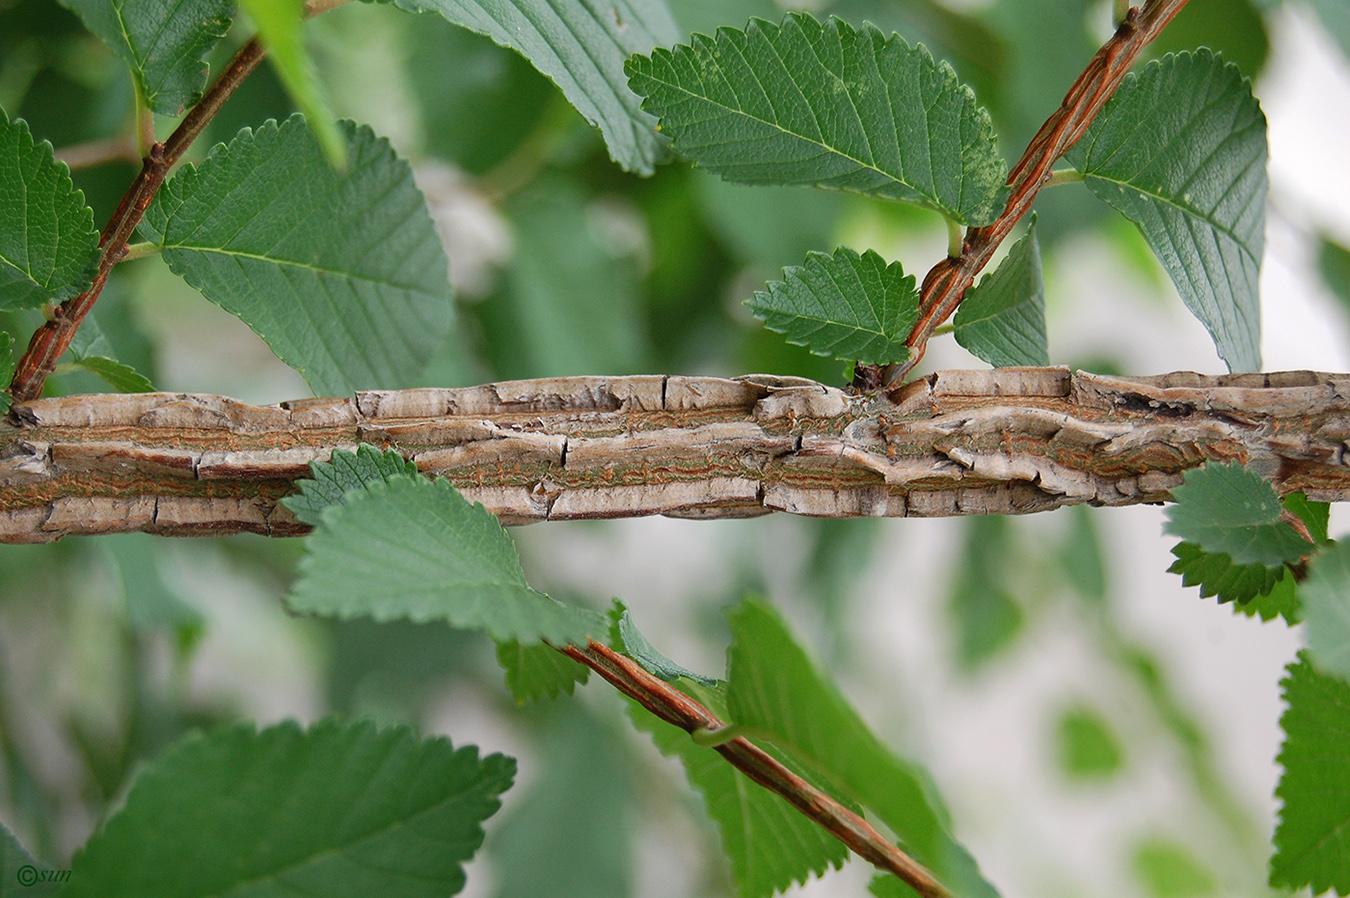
3;367;1349;542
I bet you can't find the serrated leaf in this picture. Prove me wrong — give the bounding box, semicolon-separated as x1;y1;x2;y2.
376;0;678;176
1163;463;1311;566
58;0;232;116
1168;542;1283;605
618;609;719;686
1;821;60;896
954;221;1048;367
140;115;454;397
1271;655;1350;895
1285;492;1331;545
1232;570;1301;624
726;598;998;898
626;13;1008;225
282;444;420;527
746;247;918;365
288;476;603;646
1301;540;1350;682
0;108;99;311
62;718;514;898
1070;50;1267;373
69;356;155;392
496;640;589;703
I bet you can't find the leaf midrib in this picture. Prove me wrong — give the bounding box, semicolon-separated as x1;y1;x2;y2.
160;244;446;298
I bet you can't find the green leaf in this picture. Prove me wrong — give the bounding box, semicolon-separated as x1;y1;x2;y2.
954;221;1049;367
57;0;232;115
1070;50;1267;373
746;247;919;365
1301;540;1350;682
1285;492;1331;545
1231;570;1301;624
618;609;719;686
726;598;999;898
1167;541;1282;605
288;476;603;646
282;444;421;527
1;821;60;896
239;0;345;168
626;13;1009;225
1131;837;1219;898
1271;655;1350;895
496;640;589;703
1163;463;1311;567
141;115;455;397
948;515;1024;671
0;108;99;311
1054;704;1124;781
1311;0;1350;61
1318;237;1350;317
63;718;514;898
70;356;154;392
0;332;13;415
376;0;679;176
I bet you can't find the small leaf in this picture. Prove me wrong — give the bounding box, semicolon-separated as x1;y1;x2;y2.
0;108;99;311
58;0;233;115
1054;704;1124;781
288;476;603;646
1163;463;1311;566
1071;50;1267;373
70;356;155;393
948;515;1024;671
746;247;919;365
1231;571;1301;624
954;221;1049;367
1131;837;1219;898
618;610;719;686
1271;655;1350;895
62;718;514;898
281;444;420;527
1168;541;1282;605
141;116;455;397
626;13;1009;225
1301;540;1350;682
496;640;589;703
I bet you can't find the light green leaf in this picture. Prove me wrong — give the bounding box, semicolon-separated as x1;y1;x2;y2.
281;444;421;527
1131;837;1219;898
289;476;603;646
141;115;455;397
70;356;155;393
948;515;1024;671
62;718;514;898
1163;463;1311;567
726;598;999;898
57;0;232;115
0;108;99;311
1271;655;1350;895
1318;236;1350;316
627;13;1009;225
375;0;679;176
1070;50;1267;373
618;609;719;686
954;221;1048;367
496;640;589;703
0;332;13;415
1;821;60;896
1311;0;1350;60
746;247;919;365
1054;704;1124;781
1301;540;1350;682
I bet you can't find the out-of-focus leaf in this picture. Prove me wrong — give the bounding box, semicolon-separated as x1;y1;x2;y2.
1059;504;1107;605
1131;837;1219;898
496;640;589;703
949;515;1024;671
694;174;841;266
1;820;59;896
1311;0;1350;60
1164;463;1311;566
667;0;777;37
281;444;421;527
1054;704;1124;781
1317;236;1350;314
0;331;13;414
1301;539;1350;681
1147;0;1268;78
954;221;1048;367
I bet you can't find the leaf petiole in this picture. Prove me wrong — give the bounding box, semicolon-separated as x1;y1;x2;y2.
945;215;964;258
121;242;161;262
1043;168;1084;190
691;724;744;747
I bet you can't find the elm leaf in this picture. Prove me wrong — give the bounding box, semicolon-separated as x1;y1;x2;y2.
1301;540;1350;682
954;222;1048;367
1163;463;1311;567
281;444;420;527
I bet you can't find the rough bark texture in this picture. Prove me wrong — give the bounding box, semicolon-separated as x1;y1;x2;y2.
3;367;1348;542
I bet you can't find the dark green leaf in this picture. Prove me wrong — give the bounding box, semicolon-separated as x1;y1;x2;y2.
281;444;420;527
1301;540;1350;682
1145;0;1268;80
1285;492;1331;545
376;0;679;176
1163;463;1311;566
496;640;589;703
63;718;515;898
627;13;1008;225
141;115;455;397
57;0;232;115
1231;570;1301;624
0;108;98;311
1054;704;1124;781
1168;541;1282;605
1131;837;1219;898
1271;655;1350;895
288;476;603;646
1071;50;1267;372
1;821;59;897
618;609;719;686
954;221;1048;367
747;247;919;365
1319;237;1350;316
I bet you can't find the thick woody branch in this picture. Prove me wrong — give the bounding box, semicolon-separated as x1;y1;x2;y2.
3;368;1349;542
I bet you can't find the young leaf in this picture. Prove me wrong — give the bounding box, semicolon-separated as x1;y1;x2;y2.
618;609;719;686
746;247;919;366
69;356;155;393
0;108;99;311
1300;539;1350;681
376;0;679;176
281;444;421;527
57;0;232;116
140;115;455;397
288;476;603;646
1;821;60;895
496;640;589;703
953;221;1049;367
726;598;999;898
626;13;1009;225
1271;655;1350;895
1070;50;1267;373
62;719;515;898
1163;463;1311;567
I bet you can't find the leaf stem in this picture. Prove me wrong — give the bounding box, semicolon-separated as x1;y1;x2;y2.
944;215;963;259
134;94;155;159
1042;168;1085;189
120;242;161;262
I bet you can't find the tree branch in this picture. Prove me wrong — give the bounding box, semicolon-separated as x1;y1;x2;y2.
3;368;1348;542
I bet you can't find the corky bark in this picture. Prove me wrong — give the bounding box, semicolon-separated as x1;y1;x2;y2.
4;367;1349;543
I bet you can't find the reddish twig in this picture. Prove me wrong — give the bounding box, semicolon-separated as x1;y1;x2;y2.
561;640;952;898
883;0;1190;390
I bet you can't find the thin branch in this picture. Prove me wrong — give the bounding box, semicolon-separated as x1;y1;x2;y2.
561;640;952;898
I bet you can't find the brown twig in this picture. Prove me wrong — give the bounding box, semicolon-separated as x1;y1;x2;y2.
561;640;952;898
883;0;1190;390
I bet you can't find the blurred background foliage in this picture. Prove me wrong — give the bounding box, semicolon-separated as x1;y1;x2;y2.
2;0;1349;895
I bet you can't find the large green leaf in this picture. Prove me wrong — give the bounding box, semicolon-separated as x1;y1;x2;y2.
58;0;232;115
626;12;1008;225
374;0;679;176
954;221;1048;367
63;719;514;898
726;598;999;898
1163;463;1311;567
1271;656;1350;895
141;115;454;397
1070;50;1267;373
0;108;99;312
746;246;919;365
281;444;421;527
1301;540;1350;682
